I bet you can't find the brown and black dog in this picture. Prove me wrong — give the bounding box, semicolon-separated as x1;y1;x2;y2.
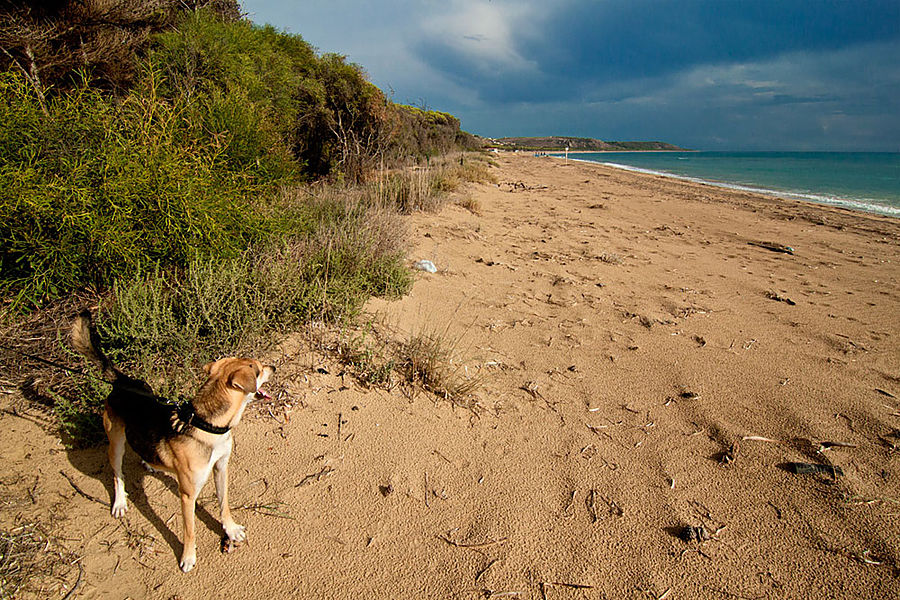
71;312;274;572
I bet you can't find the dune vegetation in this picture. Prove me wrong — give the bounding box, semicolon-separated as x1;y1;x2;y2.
0;0;486;445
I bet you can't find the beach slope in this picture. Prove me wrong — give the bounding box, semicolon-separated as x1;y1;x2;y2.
2;153;898;599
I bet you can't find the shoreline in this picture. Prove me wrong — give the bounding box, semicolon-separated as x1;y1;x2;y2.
545;149;695;153
513;149;693;154
551;153;900;219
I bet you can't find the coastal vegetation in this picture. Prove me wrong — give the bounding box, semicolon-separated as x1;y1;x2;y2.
0;0;485;446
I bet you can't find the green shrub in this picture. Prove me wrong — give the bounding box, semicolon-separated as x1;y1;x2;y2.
0;66;296;311
386;106;482;163
150;12;309;171
49;376;110;447
87;185;411;401
151;11;394;182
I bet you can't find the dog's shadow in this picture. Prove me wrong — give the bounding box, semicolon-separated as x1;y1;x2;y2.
65;445;223;564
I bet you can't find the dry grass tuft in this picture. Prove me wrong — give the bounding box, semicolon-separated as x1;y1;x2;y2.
369;152;497;214
599;252;623;265
458;196;482;215
397;328;482;411
307;318;483;409
330;325;396;389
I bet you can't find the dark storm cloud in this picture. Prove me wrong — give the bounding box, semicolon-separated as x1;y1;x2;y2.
242;0;900;149
416;0;900;104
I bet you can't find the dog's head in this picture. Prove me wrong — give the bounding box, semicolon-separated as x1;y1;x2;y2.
197;358;276;427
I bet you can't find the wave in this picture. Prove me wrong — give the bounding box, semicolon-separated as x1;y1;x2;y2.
591;160;900;218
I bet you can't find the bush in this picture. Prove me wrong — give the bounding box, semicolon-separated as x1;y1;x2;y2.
386;106;482;163
149;12;312;171
88;185;412;402
0;69;287;311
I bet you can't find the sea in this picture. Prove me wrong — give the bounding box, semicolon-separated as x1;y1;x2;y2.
559;151;900;218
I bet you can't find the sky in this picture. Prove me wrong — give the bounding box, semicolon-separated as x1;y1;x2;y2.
241;0;900;151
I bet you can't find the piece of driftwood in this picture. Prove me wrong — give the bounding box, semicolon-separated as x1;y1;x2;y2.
785;462;844;478
765;290;796;305
749;240;794;254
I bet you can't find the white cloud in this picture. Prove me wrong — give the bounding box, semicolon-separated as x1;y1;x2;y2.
421;0;541;75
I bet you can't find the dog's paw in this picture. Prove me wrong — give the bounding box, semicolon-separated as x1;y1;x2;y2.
221;536;239;554
224;522;246;543
111;501;128;518
179;552;197;573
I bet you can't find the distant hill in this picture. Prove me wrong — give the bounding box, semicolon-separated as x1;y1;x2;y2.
488;136;688;152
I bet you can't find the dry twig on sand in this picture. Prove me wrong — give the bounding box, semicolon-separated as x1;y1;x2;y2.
585;489;598;523
539;581;595;599
520;381;543;400
438;533;508;550
295;466;335;487
0;522;80;598
235;500;294;519
475;558;500;582
60;470;105;506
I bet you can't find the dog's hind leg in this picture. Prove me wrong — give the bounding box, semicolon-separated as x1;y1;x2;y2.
104;411;128;518
214;450;245;544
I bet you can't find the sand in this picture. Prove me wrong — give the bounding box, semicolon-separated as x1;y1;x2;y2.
2;153;899;599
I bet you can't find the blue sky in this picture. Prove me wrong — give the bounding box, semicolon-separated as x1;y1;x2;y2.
241;0;900;151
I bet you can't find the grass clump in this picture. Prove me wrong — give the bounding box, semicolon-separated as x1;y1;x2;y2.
396;327;481;410
459;196;482;215
322;321;482;411
330;325;397;389
372;153;496;213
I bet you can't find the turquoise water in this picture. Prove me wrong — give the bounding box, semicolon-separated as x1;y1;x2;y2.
561;152;900;217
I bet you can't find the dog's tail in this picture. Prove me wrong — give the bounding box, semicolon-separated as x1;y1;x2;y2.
71;310;119;383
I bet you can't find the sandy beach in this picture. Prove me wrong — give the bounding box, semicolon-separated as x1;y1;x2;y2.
2;153;899;599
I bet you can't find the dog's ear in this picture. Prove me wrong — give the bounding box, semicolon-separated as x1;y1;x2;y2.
203;361;218;376
227;366;258;394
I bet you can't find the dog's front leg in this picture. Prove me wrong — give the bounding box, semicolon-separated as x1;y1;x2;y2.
214;451;245;543
177;474;199;572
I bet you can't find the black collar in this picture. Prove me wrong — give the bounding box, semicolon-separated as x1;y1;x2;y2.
175;402;231;435
114;380;231;435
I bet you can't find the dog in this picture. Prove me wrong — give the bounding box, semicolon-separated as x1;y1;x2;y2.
71;311;275;572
